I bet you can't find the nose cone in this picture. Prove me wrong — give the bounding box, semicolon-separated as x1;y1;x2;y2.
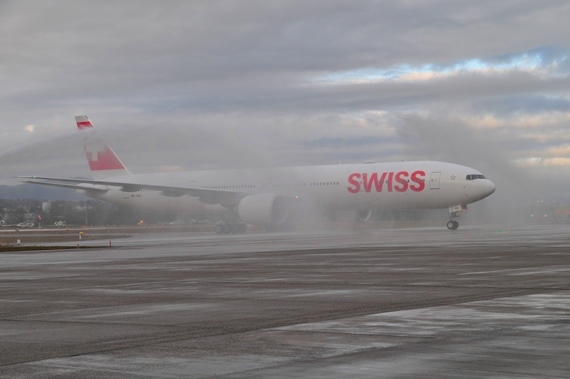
475;179;496;201
485;179;496;197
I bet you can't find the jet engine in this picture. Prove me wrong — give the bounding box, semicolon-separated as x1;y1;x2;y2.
237;193;289;225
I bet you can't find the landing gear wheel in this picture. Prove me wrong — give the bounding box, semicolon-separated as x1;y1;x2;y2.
446;220;459;230
215;220;247;234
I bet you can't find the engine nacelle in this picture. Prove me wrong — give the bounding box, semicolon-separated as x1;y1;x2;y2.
237;193;289;225
356;209;373;222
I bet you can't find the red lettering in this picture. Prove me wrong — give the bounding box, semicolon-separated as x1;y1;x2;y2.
377;172;388;192
362;173;372;192
362;172;387;192
347;173;361;193
410;170;426;192
386;172;394;192
394;171;409;192
349;170;425;194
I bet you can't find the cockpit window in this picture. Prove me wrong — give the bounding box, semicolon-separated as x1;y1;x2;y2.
466;174;486;180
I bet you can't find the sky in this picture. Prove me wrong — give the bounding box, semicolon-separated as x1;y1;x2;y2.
1;0;570;221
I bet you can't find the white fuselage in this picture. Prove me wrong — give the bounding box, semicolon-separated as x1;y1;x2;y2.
79;160;495;216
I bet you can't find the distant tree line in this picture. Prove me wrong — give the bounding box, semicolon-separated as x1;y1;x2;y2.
0;199;175;226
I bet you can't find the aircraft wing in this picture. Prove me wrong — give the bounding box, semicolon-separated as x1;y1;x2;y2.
17;176;245;206
21;178;111;192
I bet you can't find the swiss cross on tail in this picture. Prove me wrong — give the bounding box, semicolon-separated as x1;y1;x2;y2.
75;115;130;178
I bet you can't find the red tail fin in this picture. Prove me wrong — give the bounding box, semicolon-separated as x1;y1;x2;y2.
75;115;130;179
76;116;94;130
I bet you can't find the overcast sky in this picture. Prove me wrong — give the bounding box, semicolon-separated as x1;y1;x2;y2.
1;0;570;216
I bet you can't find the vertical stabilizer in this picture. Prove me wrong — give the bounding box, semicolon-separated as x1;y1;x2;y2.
75;115;131;179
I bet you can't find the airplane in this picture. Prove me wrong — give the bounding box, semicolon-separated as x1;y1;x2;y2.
18;115;496;233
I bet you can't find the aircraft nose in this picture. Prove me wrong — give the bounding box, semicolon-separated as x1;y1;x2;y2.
480;179;496;198
466;177;496;202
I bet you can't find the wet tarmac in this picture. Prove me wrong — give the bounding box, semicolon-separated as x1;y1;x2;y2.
1;225;569;378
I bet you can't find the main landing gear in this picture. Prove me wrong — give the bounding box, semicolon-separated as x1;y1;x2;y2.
215;220;247;234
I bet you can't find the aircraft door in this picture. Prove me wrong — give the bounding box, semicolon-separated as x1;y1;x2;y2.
430;172;441;190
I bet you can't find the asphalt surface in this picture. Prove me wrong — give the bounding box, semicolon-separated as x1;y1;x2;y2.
1;225;569;378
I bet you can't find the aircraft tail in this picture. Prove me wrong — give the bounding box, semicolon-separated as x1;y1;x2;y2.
75;115;131;179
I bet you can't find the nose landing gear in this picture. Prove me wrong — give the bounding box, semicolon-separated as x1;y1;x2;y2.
446;219;459;230
447;205;467;230
446;210;460;230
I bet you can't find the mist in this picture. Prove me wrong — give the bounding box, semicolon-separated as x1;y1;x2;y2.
394;113;547;225
0;110;562;229
2;1;570;229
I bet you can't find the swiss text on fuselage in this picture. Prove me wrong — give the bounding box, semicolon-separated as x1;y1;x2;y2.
347;170;426;193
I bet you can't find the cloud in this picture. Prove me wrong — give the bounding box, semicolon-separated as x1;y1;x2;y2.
1;0;570;212
313;49;569;84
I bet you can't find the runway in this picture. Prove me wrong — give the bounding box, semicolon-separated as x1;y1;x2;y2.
1;225;569;378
